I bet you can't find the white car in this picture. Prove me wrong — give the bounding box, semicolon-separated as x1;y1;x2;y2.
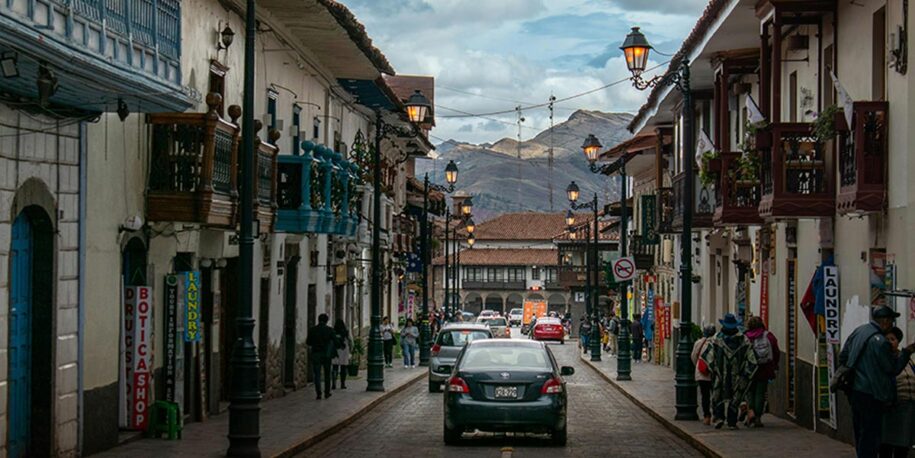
508;308;523;326
479;310;496;319
477;316;511;338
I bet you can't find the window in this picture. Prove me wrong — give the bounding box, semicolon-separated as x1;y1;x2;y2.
531;267;541;280
292;105;302;156
487;268;504;282
823;45;835;109
313;116;321;141
208;60;228;118
545;267;557;283
873;7;886;100
507;267;525;282
267;89;278;144
465;267;483;282
789;71;798;122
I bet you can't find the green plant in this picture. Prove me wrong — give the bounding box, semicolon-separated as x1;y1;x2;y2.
350;336;365;357
735;150;760;182
699;150;720;186
812;104;842;145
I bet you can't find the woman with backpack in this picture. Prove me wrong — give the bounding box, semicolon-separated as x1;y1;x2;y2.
331;319;353;390
692;325;716;425
744;316;779;427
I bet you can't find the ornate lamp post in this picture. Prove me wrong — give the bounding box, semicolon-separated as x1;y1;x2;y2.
621;26;698;420
577;135;632;380
421;160;459;366
566;182;602;362
446;213;475;320
367;90;433;391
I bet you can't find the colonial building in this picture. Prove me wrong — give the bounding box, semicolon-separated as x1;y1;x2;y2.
618;0;912;445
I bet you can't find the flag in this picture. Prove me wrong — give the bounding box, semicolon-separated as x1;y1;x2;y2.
406;252;423;273
746;95;767;126
696;129;716;167
799;266;822;334
829;69;854;129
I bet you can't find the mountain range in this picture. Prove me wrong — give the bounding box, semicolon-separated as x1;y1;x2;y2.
417;110;634;219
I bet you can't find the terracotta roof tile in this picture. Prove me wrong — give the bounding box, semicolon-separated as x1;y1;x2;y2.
432;249;559;266
471;212;584;241
316;0;395;75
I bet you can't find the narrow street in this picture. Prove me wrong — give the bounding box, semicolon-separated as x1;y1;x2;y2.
299;334;701;457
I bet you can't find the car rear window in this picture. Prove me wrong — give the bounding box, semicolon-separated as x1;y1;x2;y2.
488;318;507;326
460;345;552;371
438;330;491;347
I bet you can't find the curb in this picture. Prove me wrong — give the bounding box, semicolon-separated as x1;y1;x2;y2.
274;370;426;457
579;356;720;458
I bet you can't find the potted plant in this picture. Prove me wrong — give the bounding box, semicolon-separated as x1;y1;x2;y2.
348;336;364;376
812;104;844;145
699;150;720;186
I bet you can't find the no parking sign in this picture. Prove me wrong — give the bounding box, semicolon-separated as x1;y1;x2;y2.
612;257;636;282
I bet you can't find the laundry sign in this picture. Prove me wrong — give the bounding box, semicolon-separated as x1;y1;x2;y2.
823;266;840;344
185;271;202;342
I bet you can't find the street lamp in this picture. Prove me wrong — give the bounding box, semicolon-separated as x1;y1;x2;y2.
444;160;459;186
565;210;575;227
467;232;475;247
621;26;698;420
465;217;475;234
577;135;632;381
366;91;434;392
566;182;602;362
461;196;473;216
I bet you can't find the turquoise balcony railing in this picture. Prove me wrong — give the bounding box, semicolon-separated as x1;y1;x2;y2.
276;141;361;236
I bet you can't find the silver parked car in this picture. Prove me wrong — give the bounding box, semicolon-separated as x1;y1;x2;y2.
429;324;492;392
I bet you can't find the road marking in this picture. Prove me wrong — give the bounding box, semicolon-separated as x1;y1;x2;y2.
501;446;514;458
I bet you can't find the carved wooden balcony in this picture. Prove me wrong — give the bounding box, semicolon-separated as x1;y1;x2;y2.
758;123;835;218
253;133;279;235
714;152;763;226
629;237;656;270
837;101;888;215
671;172;715;230
147;96;240;227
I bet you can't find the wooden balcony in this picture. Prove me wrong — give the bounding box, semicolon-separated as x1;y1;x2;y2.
629;237;656;271
559;267;587;288
714;152;763;226
758;123;835;218
671;172;715;230
254;135;279;235
147;98;240;227
837;101;888;215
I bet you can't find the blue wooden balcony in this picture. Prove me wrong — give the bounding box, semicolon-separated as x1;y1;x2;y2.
0;0;192;112
276;141;361;236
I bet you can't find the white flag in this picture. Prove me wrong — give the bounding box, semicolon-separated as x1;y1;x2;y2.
695;129;716;167
746;95;767;126
829;70;854;129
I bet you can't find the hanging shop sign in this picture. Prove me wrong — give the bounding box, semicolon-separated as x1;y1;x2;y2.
185;271;202;342
760;260;769;327
663;303;672;339
823;266;840;345
640;194;659;245
164;274;186;405
121;286;153;430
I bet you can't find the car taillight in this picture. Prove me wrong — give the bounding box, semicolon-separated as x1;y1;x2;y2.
541;376;563;394
504;328;511;336
448;376;470;393
431;344;441;356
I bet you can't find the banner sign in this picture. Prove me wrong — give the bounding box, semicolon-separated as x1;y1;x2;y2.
824;266;840;344
663;303;672;339
761;260;770;327
122;286;153;430
164;274;185;403
185;271;202;342
640;194;659;245
119;285;136;428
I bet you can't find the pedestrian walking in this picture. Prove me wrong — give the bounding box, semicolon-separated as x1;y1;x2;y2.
880;326;915;458
744;316;779;427
306;313;336;400
691;325;716;425
705;313;756;429
331;319;352;390
381;316;396;368
401;318;420;368
608;313;620;356
630;314;644;362
579;317;592;354
839;306;915;458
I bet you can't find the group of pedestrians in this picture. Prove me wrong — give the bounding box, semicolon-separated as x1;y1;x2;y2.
304;313;354;400
690;313;780;430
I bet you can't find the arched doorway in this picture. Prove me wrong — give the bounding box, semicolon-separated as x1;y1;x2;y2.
548;293;567;315
505;293;523;313
9;205;55;458
484;294;504;313
463;293;482;315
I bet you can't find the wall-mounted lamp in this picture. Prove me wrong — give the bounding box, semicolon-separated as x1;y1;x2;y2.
891;1;909;75
117;98;130;121
220;24;235;49
1;52;18;78
200;258;214;268
37;62;58;107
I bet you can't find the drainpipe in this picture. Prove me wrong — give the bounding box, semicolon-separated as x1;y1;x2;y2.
77;121;88;454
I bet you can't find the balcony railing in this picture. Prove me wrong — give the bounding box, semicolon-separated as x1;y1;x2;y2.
671;172;714;230
254;136;279;234
758;123;835;218
714;152;762;226
460;281;527;290
629;237;656;271
837;101;888;215
147;96;240;227
275;141;361;236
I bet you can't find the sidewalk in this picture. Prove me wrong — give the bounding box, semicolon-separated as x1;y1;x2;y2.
95;366;425;457
581;354;855;458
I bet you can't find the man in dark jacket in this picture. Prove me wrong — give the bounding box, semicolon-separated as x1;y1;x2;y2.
839;306;915;457
631;313;644;362
307;313;336;400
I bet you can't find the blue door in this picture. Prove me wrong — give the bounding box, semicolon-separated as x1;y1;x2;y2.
9;212;32;458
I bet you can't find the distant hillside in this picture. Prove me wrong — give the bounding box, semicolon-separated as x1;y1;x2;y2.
418;110;633;217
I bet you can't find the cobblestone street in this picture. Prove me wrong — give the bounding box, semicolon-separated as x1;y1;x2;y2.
300;339;701;457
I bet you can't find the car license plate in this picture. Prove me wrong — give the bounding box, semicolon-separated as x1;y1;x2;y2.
494;386;518;399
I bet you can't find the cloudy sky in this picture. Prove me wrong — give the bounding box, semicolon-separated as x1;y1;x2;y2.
346;0;707;145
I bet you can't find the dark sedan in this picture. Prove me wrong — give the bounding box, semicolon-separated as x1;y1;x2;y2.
443;339;574;445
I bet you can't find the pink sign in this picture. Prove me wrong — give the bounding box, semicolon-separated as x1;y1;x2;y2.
124;286;153;430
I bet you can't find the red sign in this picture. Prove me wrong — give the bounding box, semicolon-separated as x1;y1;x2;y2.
760;260;769;327
663;304;671;339
125;286;153;430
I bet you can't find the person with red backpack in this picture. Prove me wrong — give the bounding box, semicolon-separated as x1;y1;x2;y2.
744;316;780;427
691;325;717;425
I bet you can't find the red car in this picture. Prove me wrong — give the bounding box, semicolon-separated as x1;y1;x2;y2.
532;318;565;344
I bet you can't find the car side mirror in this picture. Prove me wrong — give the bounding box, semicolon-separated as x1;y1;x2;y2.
560;366;575;376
